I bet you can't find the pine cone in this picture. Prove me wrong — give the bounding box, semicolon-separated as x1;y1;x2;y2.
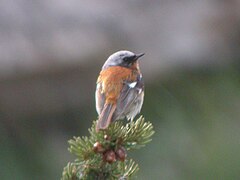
103;150;116;163
115;147;127;162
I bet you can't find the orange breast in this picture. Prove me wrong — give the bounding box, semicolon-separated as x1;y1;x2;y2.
97;66;138;104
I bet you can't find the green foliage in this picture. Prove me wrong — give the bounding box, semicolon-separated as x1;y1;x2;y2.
62;116;154;180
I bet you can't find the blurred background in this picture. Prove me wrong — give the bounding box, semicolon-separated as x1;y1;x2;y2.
0;0;240;179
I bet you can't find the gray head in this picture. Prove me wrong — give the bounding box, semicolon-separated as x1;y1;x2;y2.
102;50;144;69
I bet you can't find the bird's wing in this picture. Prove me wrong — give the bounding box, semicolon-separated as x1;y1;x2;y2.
96;81;118;131
116;74;144;119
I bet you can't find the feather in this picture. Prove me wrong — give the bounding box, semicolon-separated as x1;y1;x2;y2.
113;75;144;121
96;103;117;131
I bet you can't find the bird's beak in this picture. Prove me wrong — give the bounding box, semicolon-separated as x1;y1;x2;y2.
135;53;145;60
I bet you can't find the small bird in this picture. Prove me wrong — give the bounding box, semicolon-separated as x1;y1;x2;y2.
95;50;144;131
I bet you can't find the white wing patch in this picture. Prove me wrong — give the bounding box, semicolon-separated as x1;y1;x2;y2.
128;81;137;88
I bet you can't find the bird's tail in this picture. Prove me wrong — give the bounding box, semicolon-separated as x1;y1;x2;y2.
96;103;116;132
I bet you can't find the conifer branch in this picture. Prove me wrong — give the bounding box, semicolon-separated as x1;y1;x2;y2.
62;116;154;180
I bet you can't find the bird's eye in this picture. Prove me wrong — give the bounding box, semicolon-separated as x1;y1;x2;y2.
123;57;129;61
123;55;136;62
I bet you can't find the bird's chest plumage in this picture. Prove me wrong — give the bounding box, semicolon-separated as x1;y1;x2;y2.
97;66;139;103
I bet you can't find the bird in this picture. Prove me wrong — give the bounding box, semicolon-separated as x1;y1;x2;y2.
95;50;145;131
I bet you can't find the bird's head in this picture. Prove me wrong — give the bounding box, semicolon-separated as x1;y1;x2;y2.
102;50;144;69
